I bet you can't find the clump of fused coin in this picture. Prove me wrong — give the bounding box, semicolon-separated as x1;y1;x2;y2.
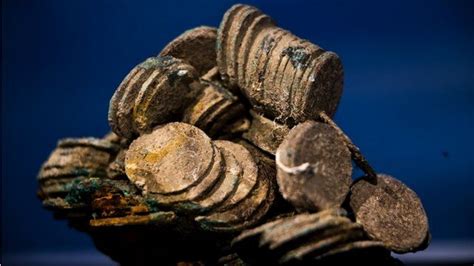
108;56;202;139
182;80;246;137
125;122;215;195
124;124;275;231
232;208;394;265
217;4;343;125
37;3;431;265
195;140;276;232
349;174;430;253
275;121;352;211
38;137;119;199
109;55;247;140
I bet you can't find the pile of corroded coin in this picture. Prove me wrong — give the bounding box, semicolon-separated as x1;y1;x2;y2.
232;208;395;265
37;3;430;265
38;137;119;207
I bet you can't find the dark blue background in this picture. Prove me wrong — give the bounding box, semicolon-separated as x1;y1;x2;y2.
2;0;473;258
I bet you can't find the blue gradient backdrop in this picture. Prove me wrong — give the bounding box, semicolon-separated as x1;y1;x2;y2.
2;0;474;257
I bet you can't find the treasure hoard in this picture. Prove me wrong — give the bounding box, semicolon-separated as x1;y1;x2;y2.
37;4;430;265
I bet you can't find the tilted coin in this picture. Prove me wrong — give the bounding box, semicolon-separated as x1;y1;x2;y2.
160;26;217;76
349;173;429;253
132;57;202;135
109;56;202;139
182;80;245;137
276;121;352;211
107;148;127;179
243;110;290;155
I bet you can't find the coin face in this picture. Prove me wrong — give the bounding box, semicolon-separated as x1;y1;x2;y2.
148;146;225;206
125;122;214;195
349;174;429;253
132;58;201;135
276;121;352;211
160;26;217;76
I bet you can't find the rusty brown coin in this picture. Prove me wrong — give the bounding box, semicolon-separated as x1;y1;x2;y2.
276;121;352;211
160;26;217;76
349;174;429;253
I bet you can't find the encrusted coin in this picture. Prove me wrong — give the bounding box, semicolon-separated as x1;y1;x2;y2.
160;26;217;76
349;174;429;253
125;122;214;195
276;121;352;211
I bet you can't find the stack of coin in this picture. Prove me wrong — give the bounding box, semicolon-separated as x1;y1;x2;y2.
217;4;343;126
125;122;275;232
52;177;172;226
108;56;202;139
38;137;119;202
232;208;396;265
182;80;246;137
109;55;246;139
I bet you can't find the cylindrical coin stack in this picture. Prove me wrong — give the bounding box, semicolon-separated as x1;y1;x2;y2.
217;4;343;126
37;137;119;203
